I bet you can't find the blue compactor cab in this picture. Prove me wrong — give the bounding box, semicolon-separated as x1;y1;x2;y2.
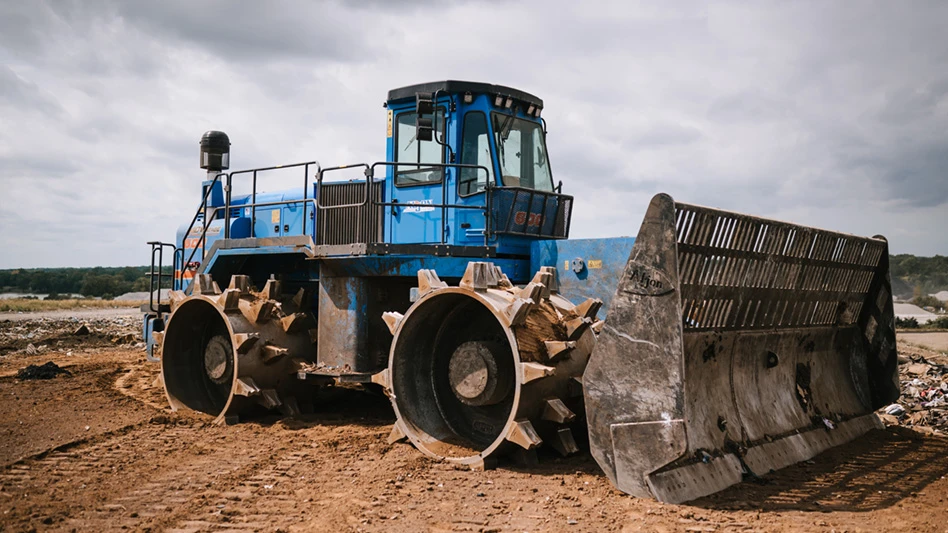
144;81;899;503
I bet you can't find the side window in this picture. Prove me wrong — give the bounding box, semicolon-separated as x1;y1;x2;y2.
458;112;493;196
395;110;445;186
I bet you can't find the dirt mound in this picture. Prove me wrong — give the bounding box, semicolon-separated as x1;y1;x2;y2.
15;361;72;380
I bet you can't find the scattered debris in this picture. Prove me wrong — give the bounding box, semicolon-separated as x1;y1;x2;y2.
884;404;905;416
15;361;72;380
878;346;948;434
0;315;140;356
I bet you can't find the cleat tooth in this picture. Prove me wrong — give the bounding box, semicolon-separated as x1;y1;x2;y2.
234;377;261;397
550;427;580;456
260;278;282;300
278;396;300;416
382;311;404;336
566;316;592;340
281;312;310;334
151;331;164;345
497;272;513;290
307;327;319;344
517;282;543;302
542;398;576;424
506;420;543;450
286;356;308;374
574;298;603;320
491;265;512;289
218;289;241;312
291;287;312;311
591;319;605;334
168;290;187;311
548;294;576;315
505;298;535;327
251;299;276;323
469;456;498;471
544;340;576;363
529;271;552;300
417;269;448;297
511;448;539;466
460;261;499;291
387;422;407;444
261;344;289;363
228;275;253;294
520;361;555;384
194;274;221;295
540;266;559;293
233;332;260;354
257;389;282;409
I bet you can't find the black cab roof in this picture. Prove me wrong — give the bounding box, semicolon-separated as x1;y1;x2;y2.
387;80;543;107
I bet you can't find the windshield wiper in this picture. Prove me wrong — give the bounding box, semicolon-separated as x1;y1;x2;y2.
498;114;515;141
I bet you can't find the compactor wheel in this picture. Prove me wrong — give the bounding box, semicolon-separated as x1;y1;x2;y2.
157;274;317;423
380;262;601;469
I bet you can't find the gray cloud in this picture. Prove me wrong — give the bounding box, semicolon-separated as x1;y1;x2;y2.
0;0;946;268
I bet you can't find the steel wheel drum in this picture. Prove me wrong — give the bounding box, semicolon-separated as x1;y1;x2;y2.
158;274;316;423
381;262;601;469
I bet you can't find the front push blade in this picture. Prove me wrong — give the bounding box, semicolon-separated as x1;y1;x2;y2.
584;193;899;504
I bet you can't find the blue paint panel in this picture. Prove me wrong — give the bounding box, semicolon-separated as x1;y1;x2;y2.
531;237;636;316
319;255;530;283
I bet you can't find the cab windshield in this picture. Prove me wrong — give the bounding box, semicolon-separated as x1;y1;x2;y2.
491;113;553;192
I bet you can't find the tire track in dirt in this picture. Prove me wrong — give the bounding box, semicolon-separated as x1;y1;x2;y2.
0;417;308;532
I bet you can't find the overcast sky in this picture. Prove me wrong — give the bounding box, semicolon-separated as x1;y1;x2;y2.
1;0;946;269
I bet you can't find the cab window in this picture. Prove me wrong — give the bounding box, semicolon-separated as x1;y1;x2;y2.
395;109;445;186
458;111;493;196
491;113;553;191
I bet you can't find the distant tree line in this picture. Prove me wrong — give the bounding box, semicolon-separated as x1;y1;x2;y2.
1;254;945;301
890;254;948;295
0;266;172;300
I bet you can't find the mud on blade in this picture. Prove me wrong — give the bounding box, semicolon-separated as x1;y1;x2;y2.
584;193;899;504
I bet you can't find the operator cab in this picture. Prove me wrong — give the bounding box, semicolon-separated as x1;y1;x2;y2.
383;81;570;254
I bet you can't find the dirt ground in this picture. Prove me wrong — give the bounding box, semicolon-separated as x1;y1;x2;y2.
0;317;947;532
900;331;948;353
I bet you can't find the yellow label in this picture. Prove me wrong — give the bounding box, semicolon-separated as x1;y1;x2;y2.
271;210;280;223
588;259;603;269
564;260;569;270
386;110;393;138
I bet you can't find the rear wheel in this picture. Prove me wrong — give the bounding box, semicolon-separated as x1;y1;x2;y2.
159;274;317;422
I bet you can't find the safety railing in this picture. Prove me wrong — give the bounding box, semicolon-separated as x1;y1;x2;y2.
369;161;493;246
155;158;574;295
224;161;321;239
146;241;181;314
488;186;573;239
174;162;321;290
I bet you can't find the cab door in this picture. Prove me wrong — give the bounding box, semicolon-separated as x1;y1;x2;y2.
456;111;495;245
389;109;446;244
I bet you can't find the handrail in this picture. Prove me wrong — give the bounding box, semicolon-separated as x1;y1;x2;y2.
174;171;225;288
169;158;569;292
205;198;319;232
315;164;375;210
146;241;178;313
225;160;320;239
370;161;491;245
